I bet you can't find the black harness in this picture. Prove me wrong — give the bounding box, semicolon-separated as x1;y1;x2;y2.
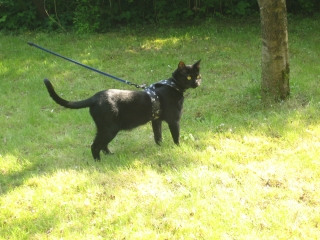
144;79;184;120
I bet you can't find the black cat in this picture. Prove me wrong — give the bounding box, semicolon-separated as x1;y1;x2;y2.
44;60;201;160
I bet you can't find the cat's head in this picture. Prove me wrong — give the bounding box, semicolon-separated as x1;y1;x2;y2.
172;60;201;89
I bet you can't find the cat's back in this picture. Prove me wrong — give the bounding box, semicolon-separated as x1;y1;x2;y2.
94;88;149;104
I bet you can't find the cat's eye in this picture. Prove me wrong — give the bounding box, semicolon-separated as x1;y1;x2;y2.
197;74;201;79
187;76;192;80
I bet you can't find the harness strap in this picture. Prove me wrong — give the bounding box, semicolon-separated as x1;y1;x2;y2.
144;79;184;120
144;84;161;120
154;79;185;93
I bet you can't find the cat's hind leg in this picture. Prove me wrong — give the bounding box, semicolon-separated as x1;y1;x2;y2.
91;126;119;161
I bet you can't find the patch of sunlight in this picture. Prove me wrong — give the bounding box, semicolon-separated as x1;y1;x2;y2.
198;131;286;165
135;170;174;200
0;154;31;175
25;170;89;194
82;58;99;66
0;62;9;75
81;52;91;56
132;159;143;168
305;122;320;136
223;46;232;52
141;37;180;50
41;59;60;70
126;49;138;54
0;169;91;232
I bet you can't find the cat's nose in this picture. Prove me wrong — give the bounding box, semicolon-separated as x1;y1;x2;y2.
196;76;201;85
193;78;201;88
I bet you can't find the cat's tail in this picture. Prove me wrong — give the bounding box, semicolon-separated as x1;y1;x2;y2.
44;79;93;109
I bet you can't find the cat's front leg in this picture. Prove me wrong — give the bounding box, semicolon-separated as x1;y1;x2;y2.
152;120;162;144
168;121;180;145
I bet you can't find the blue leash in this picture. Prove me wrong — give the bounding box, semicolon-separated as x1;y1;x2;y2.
28;42;146;89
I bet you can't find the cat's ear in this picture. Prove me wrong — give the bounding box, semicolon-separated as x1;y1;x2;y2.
178;61;186;69
193;59;201;69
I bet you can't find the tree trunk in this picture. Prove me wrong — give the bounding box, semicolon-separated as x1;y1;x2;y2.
258;0;290;103
32;0;47;19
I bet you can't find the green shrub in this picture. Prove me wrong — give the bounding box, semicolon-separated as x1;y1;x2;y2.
0;0;318;32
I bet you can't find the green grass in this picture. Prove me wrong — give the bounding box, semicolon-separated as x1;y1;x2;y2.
1;17;320;239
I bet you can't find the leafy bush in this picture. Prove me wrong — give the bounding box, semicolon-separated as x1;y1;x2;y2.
0;0;39;31
73;0;102;33
0;0;318;32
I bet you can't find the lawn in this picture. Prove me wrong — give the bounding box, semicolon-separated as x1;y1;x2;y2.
1;16;320;239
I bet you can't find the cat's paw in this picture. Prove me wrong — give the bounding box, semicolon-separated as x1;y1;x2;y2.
155;139;162;145
102;149;113;155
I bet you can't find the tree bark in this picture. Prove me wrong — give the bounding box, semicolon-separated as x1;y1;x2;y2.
32;0;47;19
258;0;290;103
